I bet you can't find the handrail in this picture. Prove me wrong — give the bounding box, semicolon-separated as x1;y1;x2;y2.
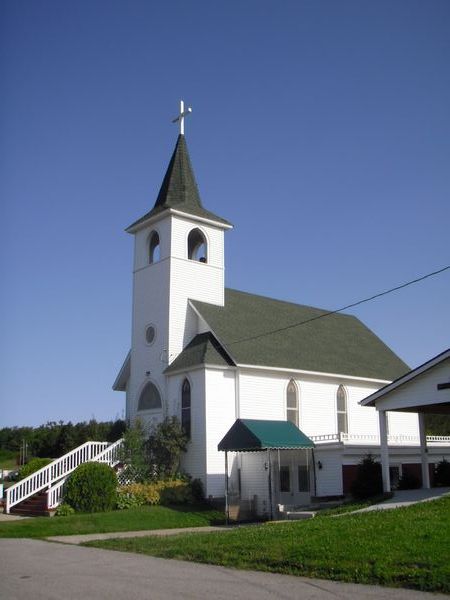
46;438;124;510
5;440;109;513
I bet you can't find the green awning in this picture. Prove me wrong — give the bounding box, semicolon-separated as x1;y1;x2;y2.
218;419;314;452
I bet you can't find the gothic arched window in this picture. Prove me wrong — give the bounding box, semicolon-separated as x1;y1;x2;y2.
149;231;160;264
187;228;207;263
336;385;348;434
286;379;298;427
181;379;191;439
137;381;162;411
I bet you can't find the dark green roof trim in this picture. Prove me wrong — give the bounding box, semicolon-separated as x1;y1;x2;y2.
193;289;409;381
127;135;232;231
218;419;315;451
164;331;235;374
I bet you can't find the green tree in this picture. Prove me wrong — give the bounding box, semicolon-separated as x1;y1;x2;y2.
351;454;383;499
147;417;188;479
118;419;152;482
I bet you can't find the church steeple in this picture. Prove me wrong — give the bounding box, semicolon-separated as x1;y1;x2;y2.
126;134;231;232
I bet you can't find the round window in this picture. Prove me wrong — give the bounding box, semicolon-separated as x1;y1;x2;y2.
145;325;156;345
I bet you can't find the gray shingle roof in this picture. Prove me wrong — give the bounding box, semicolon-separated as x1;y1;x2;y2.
164;331;235;374
126;135;231;231
191;289;409;381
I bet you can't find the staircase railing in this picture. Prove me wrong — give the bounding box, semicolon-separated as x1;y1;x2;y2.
46;438;124;510
5;440;113;513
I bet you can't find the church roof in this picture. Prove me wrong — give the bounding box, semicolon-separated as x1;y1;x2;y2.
164;331;235;374
190;289;409;381
126;135;232;232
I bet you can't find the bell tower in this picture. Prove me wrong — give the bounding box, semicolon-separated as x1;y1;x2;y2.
118;104;232;425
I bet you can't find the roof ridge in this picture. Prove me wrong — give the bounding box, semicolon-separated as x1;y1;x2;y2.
222;288;357;320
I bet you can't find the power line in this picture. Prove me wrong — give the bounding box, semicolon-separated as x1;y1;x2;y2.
227;264;450;346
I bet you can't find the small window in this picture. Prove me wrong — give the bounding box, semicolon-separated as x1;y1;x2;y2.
149;231;160;264
286;379;298;427
337;385;348;434
298;466;310;492
187;228;207;262
138;381;162;411
279;466;290;492
145;325;156;345
181;379;191;439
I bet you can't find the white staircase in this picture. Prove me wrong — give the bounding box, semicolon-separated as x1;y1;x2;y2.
5;438;124;515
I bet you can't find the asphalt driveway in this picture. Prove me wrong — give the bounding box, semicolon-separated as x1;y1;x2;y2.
1;538;447;600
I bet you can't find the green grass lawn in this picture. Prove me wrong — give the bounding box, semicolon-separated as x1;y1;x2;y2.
0;505;224;539
87;497;450;593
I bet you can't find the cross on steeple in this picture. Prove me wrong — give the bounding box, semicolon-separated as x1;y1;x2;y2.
172;100;192;135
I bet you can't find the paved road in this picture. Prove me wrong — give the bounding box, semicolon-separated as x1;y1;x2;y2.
1;538;447;600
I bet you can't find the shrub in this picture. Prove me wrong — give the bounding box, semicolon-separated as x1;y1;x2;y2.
435;459;450;486
18;458;52;480
351;454;383;499
398;471;421;490
121;482;161;505
118;478;197;508
55;503;75;517
116;488;143;510
159;479;193;504
190;478;205;503
65;462;118;513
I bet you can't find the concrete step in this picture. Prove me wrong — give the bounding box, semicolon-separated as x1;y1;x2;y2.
285;511;316;520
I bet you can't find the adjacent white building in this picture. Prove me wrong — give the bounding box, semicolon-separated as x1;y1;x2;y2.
113;131;450;517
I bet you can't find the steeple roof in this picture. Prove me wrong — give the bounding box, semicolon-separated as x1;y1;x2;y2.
126;134;232;232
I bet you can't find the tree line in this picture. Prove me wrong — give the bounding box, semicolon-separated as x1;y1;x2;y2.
0;419;126;462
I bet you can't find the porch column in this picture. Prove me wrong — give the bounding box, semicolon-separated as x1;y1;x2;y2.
418;413;430;489
378;410;391;493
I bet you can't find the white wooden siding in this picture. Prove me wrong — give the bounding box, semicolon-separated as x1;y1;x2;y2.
238;369;394;440
371;358;450;411
314;448;344;496
204;369;236;497
168;371;207;485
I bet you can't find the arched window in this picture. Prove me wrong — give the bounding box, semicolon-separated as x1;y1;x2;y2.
181;379;191;439
336;385;348;434
137;381;162;411
149;231;160;264
286;379;298;427
187;228;207;263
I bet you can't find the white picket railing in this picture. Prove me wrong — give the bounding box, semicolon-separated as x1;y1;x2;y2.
310;433;450;446
46;438;124;510
5;440;124;513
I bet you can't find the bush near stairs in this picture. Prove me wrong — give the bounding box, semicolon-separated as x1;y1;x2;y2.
65;462;117;513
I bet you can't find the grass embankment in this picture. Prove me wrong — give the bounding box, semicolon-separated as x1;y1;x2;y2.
0;505;224;539
0;450;18;472
87;497;450;593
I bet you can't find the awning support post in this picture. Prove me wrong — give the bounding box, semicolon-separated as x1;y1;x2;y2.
267;449;273;520
224;450;229;525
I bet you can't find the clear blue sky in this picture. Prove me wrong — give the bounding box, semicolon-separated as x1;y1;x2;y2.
1;1;449;427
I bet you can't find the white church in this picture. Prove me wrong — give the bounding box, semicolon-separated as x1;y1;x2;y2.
113;107;450;518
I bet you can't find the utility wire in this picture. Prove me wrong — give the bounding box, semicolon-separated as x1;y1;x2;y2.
226;265;450;346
